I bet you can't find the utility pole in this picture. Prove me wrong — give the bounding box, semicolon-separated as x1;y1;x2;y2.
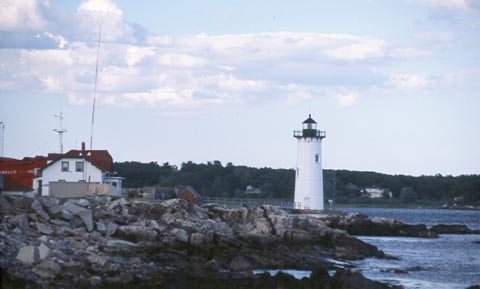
0;121;4;157
53;113;67;154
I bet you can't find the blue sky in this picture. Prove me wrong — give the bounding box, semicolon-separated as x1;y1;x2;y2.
1;0;479;176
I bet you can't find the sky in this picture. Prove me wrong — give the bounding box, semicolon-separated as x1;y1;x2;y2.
0;0;479;176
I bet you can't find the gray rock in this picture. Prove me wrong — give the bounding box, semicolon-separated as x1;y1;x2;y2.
106;240;137;248
31;199;50;220
34;260;61;279
96;222;107;234
116;223;158;241
14;214;30;232
36;222;53;235
38;243;51;260
106;222;118;236
205;259;220;272
59;209;74;221
40;197;60;208
75;199;90;208
171;228;189;243
190;232;207;247
120;272;134;284
87;255;108;266
229;256;251;271
41;198;62;216
13;227;24;236
77;210;93;231
38;235;49;243
16;245;40;265
63;200;85;215
90;276;102;287
0;196;13;210
47;205;62;216
50;219;69;227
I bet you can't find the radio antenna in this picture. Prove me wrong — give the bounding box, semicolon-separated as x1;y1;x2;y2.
89;23;102;152
53;112;67;154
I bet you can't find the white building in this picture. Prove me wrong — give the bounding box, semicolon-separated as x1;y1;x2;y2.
33;148;122;197
293;115;326;210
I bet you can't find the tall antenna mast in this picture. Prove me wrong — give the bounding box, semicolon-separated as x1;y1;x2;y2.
0;121;5;157
87;23;102;183
53;113;67;154
89;23;102;152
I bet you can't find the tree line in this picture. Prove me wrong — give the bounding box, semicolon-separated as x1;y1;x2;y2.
113;161;480;204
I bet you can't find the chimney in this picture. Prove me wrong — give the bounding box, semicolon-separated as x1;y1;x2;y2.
81;141;86;152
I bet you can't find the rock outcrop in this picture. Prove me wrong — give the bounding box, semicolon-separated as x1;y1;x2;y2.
323;213;437;238
0;195;390;289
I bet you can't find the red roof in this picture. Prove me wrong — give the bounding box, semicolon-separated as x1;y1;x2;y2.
45;150;113;172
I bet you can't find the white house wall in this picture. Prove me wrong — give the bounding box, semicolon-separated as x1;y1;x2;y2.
40;158;103;196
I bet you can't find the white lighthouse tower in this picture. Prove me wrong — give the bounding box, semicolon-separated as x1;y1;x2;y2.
293;114;326;210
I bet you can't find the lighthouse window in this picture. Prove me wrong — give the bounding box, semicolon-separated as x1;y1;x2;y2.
315;154;319;163
296;168;300;178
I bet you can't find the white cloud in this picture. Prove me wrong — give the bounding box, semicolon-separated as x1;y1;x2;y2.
39;75;61;91
323;36;385;61
285;84;314;104
389;73;434;89
43;32;68;48
412;0;468;10
184;32;388;62
413;31;457;46
0;0;48;31
77;0;123;18
125;45;155;66
157;53;208;68
335;91;359;106
1;1;438;112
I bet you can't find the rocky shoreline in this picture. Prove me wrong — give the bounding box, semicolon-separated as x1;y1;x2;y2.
0;196;477;289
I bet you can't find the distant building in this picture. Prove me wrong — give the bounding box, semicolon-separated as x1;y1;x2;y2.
140;187;176;200
176;185;201;205
361;187;391;199
245;185;262;194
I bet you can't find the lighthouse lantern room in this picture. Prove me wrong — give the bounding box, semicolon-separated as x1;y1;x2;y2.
293;114;326;210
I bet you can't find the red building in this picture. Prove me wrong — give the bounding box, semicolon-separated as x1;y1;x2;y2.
0;156;47;192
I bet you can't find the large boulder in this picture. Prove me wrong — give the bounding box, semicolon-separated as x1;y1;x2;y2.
34;260;61;279
63;200;85;215
13;214;30;232
31;200;49;221
38;243;51;260
332;270;401;289
41;198;62;216
330;214;436;238
333;236;385;260
16;246;40;265
36;222;53;235
76;210;93;232
430;224;475;235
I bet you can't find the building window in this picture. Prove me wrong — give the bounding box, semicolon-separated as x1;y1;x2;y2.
315;154;319;163
61;161;69;172
296;168;300;178
76;161;84;172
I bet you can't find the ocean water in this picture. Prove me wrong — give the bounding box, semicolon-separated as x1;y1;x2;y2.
255;208;480;288
340;207;480;289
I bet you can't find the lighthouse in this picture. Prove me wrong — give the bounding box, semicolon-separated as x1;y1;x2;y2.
293;114;326;210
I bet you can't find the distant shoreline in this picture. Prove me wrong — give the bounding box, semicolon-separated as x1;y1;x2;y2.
334;202;480;210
